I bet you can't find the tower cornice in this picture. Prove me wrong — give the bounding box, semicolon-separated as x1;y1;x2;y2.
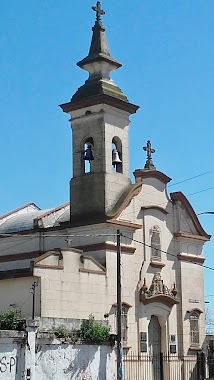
60;94;139;115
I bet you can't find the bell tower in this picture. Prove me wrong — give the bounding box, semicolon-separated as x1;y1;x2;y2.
60;2;139;224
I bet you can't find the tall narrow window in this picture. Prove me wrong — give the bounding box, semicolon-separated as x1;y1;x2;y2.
150;225;161;261
112;137;123;173
190;311;200;347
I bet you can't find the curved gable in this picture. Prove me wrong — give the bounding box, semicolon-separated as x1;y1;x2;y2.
107;182;142;219
170;191;211;240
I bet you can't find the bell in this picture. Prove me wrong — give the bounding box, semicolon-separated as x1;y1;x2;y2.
83;145;94;161
112;149;122;166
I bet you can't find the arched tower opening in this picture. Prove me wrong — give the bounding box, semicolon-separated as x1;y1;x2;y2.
112;137;123;174
82;137;94;174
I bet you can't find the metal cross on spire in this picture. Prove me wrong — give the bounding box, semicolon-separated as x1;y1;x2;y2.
143;140;156;170
92;1;105;21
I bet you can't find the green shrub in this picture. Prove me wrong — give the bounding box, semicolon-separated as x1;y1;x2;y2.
0;308;24;330
80;314;110;344
55;325;69;339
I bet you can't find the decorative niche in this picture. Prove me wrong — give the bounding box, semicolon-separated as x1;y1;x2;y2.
150;225;165;268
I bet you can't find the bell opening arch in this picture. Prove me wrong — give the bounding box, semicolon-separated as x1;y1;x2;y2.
82;136;94;174
112;136;123;174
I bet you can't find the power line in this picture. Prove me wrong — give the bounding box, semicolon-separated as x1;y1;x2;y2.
188;186;214;197
0;169;213;240
0;170;213;238
121;233;214;272
17;294;32;308
169;169;214;187
0;236;37;254
0;232;117;238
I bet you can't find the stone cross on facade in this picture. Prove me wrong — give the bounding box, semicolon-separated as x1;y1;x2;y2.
92;1;105;21
143;140;156;170
143;140;155;160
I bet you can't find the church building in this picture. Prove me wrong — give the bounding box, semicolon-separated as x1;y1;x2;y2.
0;2;210;359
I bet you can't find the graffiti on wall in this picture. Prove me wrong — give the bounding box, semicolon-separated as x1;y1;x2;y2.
0;346;18;380
0;356;16;373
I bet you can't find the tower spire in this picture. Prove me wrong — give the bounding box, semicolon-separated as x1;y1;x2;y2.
77;1;121;80
86;1;110;59
60;3;139;115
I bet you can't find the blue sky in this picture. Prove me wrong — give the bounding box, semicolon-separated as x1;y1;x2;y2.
0;2;214;308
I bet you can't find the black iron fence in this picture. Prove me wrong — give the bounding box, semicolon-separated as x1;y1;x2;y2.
123;352;213;380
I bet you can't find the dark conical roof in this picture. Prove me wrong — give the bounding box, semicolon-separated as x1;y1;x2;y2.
60;2;139;115
77;3;121;71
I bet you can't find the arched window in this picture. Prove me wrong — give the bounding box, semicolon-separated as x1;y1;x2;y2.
82;137;94;174
150;225;161;261
189;311;200;347
112;137;123;174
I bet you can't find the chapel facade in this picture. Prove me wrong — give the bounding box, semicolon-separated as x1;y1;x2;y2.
0;2;210;358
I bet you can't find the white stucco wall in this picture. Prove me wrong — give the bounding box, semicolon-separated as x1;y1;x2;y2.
0;338;115;380
35;344;115;380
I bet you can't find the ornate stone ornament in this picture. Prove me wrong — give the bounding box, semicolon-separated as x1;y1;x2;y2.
140;273;179;307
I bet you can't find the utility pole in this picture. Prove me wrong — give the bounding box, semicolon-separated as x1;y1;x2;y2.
31;282;37;320
117;229;123;379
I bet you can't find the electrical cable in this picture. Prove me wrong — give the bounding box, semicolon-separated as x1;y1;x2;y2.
16;294;32;308
121;233;214;272
0;168;213;238
168;169;214;187
0;232;118;238
0;236;37;254
0;174;214;238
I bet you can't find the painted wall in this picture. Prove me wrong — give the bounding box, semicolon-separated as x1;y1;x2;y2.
0;333;115;380
35;344;115;380
0;344;19;380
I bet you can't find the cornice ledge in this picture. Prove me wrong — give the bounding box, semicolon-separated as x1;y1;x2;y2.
133;169;171;185
177;253;205;264
106;219;142;230
34;264;64;270
140;293;180;307
189;346;202;352
187;308;203;314
171;192;211;240
75;242;135;254
174;232;210;242
79;268;106;275
112;301;132;309
150;260;166;269
60;94;139;115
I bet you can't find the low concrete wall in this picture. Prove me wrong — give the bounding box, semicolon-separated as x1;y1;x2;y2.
0;331;26;380
35;344;115;380
0;327;115;380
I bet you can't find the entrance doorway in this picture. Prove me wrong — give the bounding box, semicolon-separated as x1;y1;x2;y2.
148;315;161;380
